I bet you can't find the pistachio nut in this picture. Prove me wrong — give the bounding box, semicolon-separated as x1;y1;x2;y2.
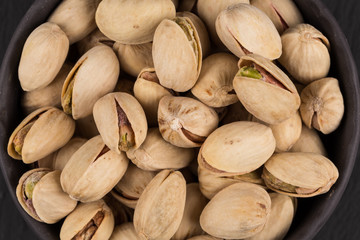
16;169;77;224
133;68;173;127
61;136;129;202
172;183;208;240
113;42;154;77
126;128;195;171
215;4;281;59
21;62;72;115
191;53;239;108
153;17;202;92
93;92;148;153
251;0;303;34
115;77;135;95
233;54;300;124
158;96;219;148
279;24;330;84
262;152;339;197
77;28;115;56
75;115;100;139
246;193;296;240
290;124;327;156
198;121;275;175
300;77;344;134
61;45;119;120
111;163;157;209
188;236;222;240
8;107;75;164
60;199;114;240
18;22;69;91
133;170;186;240
48;0;101;44
110;223;141;240
200;182;271;239
96;0;176;44
103;194;134;226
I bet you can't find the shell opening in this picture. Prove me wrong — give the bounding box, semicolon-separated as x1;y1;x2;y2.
95;146;110;162
263;168;302;194
271;4;289;32
181;128;206;144
115;100;135;151
13;119;37;156
227;27;252;55
72;211;105;240
140;70;159;84
199;154;226;174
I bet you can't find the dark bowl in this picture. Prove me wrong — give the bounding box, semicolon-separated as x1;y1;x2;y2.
1;0;359;239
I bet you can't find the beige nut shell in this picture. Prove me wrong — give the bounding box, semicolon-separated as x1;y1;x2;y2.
110;223;141;240
290;125;327;156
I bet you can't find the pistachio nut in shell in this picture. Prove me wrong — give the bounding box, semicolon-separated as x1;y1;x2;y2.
246;193;295;240
18;22;69;91
21;62;72;115
60;199;114;240
199;121;275;175
110;223;141;240
290;125;327;156
93;92;148;153
113;42;154;77
251;0;303;34
158;96;219;148
133;68;172;127
16;169;77;224
300;77;344;134
61;135;129;202
279;24;330;84
200;182;271;239
8;107;75;164
216;3;281;59
61;45;119;120
126;128;195;171
262;152;339;197
153;17;202;92
133;170;186;240
172;183;208;239
52;137;87;171
191;53;239;108
234;54;300;124
48;0;101;44
77;28;115;56
96;0;176;44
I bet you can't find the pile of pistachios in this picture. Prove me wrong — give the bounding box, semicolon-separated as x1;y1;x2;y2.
7;0;344;239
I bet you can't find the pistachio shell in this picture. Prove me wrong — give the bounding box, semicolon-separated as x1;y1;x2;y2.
18;22;69;91
200;182;271;239
93;92;148;153
153;17;202;92
110;223;141;240
215;4;281;59
133;170;186;240
60;200;114;240
48;0;101;44
300;77;344;134
279;24;330;84
8;107;75;163
96;0;176;44
199;121;275;175
290;124;327;156
263;152;339;197
77;28;115;56
158;96;219;148
233;54;300;124
61;136;129;202
191;53;239;107
53;137;87;171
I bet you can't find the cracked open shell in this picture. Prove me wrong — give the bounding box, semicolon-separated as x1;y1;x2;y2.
16;169;77;224
133;170;186;240
262;152;339;197
153;17;202;92
110;223;141;240
18;22;69;91
198;121;275;176
233;54;300;124
279;24;330;84
77;28;114;56
158;96;219;148
215;3;281;59
251;0;303;34
191;53;239;108
290;124;327;156
60;135;129;202
93;92;148;153
60;199;114;240
96;0;176;44
200;182;271;239
61;45;119;120
8;107;75;164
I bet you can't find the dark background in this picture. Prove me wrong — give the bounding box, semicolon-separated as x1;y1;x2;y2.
1;0;359;239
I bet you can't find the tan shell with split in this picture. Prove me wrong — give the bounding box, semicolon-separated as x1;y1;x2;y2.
215;4;281;59
110;223;141;240
8;107;75;164
200;182;271;239
290;125;327;156
233;54;300;124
